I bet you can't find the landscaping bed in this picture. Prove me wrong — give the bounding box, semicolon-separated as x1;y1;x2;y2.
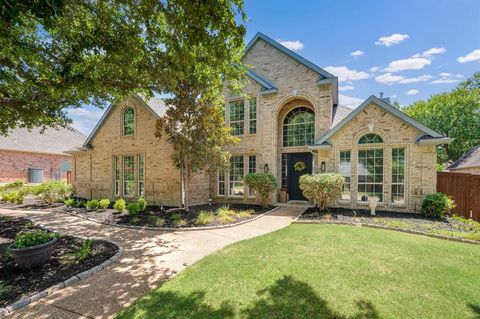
0;216;118;308
299;207;480;241
67;203;275;228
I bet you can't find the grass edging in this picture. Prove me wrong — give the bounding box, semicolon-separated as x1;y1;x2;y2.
63;206;281;232
294;219;480;245
0;222;123;317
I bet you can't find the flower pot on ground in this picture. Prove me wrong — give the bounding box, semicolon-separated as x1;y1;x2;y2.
9;231;58;269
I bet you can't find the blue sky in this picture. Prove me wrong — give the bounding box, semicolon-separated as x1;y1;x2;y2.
70;0;480;135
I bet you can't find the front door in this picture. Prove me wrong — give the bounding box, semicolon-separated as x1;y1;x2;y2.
287;152;313;201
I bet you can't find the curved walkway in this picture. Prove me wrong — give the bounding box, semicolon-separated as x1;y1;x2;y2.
0;206;302;319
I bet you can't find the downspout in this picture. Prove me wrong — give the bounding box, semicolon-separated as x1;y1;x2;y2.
89;152;93;199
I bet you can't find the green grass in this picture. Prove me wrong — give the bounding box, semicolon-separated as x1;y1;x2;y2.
116;224;480;319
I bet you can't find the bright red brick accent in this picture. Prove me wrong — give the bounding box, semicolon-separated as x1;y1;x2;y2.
0;150;72;183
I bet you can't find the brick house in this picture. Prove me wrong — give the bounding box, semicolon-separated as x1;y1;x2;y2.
71;32;451;212
0;127;86;183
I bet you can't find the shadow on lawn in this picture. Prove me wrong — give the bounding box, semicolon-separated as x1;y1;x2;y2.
117;275;379;319
469;304;480;319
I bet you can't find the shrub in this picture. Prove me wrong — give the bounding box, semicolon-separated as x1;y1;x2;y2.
2;190;25;204
65;239;92;263
86;199;99;210
64;198;75;207
146;215;165;226
137;197;147;212
127;202;140;215
0;283;10;299
0;180;24;193
195;211;214;225
129;216;141;225
299;173;344;210
170;213;182;222
237;209;253;218
13;230;58;249
422;192;456;218
39;181;73;204
75;199;86;208
98;199;110;210
170;213;186;226
216;206;235;223
244;173;277;207
114;199;126;213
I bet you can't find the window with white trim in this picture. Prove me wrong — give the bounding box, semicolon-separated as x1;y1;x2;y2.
229;155;244;196
357;149;383;202
391;148;405;204
248;155;256;196
138;154;145;197
229;100;244;136
218;171;226;196
249;98;257;134
114;156;120;196
123;106;135;136
339;151;351;200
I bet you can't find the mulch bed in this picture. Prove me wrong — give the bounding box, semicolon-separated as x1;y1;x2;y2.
68;203;275;228
299;207;479;236
0;216;118;308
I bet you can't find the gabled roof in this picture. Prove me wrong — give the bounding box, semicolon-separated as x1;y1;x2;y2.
83;94;166;147
246;69;278;94
315;95;446;146
245;32;335;80
0;126;86;155
448;145;480;169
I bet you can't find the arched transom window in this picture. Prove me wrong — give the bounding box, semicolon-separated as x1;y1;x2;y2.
358;133;383;144
283;107;315;147
123;106;135;136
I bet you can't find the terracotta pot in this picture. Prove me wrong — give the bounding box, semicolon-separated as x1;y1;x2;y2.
10;238;57;269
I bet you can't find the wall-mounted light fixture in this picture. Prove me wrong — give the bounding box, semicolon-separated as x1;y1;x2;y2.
263;164;269;173
320;161;326;172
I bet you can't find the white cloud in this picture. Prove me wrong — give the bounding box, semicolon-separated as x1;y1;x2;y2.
324;66;369;82
457;49;480;63
375;73;433;85
339;85;354;91
406;89;419;95
383;57;432;72
68;107;104;135
369;66;380;73
375;33;409;47
431;72;463;84
278;40;304;51
350;50;364;58
339;94;363;108
431;79;459;84
412;47;446;58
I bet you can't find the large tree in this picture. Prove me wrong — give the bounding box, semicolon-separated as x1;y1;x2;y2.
0;0;246;134
403;72;480;163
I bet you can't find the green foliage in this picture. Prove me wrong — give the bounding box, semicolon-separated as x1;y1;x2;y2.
38;181;74;204
0;283;11;299
299;173;345;210
216;206;236;223
1;0;246;137
403;72;480;162
170;213;182;222
0;180;24;192
436;163;445;172
13;230;57;249
76;200;86;208
170;213;186;226
137;197;147;212
114;199;126;213
146;215;165;226
244;173;277;207
86;199;99;210
127;202;140;216
129;216;141;225
195;211;214;225
98;199;111;210
65;239;92;263
64;198;75;207
422;192;456;218
1;190;25;204
237;209;253;218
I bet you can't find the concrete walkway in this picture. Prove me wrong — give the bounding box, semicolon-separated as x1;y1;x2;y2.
0;206;303;319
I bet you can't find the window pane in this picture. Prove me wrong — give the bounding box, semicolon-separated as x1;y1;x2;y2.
339;150;351;200
229;156;244;196
123;107;135;136
138;154;144;197
281;154;288;188
123;155;135;196
114;156;120;196
357;149;383;202
248;155;256;196
391;148;405;204
218;171;225;196
359;133;383;144
283;107;315;147
249;98;256;134
229;100;244;136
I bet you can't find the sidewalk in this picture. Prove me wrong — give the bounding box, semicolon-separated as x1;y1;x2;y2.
0;206;303;319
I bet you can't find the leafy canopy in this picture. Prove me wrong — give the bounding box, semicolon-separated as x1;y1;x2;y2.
402;72;480;162
0;0;246;134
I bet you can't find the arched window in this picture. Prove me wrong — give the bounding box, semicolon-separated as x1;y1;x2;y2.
123;106;135;136
358;133;383;144
283;107;315;147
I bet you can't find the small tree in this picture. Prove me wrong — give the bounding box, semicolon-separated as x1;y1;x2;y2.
244;173;277;207
299;173;344;211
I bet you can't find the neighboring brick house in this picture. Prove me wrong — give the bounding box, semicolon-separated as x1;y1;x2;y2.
0;127;86;183
71;32;451;212
447;146;480;174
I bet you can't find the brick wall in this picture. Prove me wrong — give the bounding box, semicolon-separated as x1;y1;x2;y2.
0;150;71;183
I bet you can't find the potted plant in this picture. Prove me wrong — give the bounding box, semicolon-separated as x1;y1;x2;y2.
9;230;58;269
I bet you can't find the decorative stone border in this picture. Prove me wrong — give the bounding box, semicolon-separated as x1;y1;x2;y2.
294;219;480;245
63;206;281;232
0;225;123;317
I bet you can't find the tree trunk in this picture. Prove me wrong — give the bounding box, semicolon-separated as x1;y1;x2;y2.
182;159;190;212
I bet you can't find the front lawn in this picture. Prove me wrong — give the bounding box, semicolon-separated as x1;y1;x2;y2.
117;224;480;319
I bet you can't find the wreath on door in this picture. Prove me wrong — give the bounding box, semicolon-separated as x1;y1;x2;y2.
294;161;307;172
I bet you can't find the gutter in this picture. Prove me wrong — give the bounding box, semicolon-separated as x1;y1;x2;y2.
416;137;454;146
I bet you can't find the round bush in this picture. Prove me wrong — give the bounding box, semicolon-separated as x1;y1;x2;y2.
244;173;277;207
422;192;456;218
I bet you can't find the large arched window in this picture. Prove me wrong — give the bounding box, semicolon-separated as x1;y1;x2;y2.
123;106;135;136
283;107;315;147
358;133;383;144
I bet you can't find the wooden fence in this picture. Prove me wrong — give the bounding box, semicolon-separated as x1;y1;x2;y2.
437;172;480;221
